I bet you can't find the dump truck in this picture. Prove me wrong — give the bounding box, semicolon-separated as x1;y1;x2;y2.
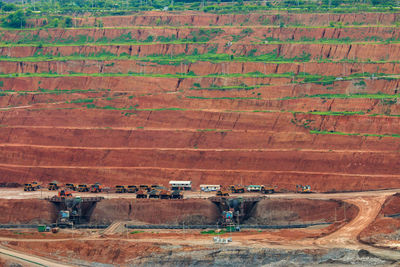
159;190;171;199
216;190;230;197
48;182;59;191
127;185;138;193
261;185;275;194
77;184;89;192
148;189;160;199
115;185;127;193
139;185;150;192
58;189;73;198
65;183;77;191
90;183;102;193
297;185;312;193
24;182;42;191
136;190;147;198
171;190;183;199
229;185;245;193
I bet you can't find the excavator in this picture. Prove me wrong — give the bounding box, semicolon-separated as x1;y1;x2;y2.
58;188;73;198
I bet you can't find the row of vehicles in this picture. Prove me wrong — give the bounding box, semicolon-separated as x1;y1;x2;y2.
214;185;277;197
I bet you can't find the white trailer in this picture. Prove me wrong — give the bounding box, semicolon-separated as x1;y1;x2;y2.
169;180;192;191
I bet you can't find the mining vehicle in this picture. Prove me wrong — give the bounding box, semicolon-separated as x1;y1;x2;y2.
58;189;73;198
115;185;127;193
77;184;89;192
159;190;171;199
48;182;59;190
148;189;160;199
90;183;102;193
65;183;77;191
229;185;245;193
127;185;138;193
261;185;275;194
297;185;312;193
58;210;73;228
24;181;42;191
139;184;151;192
171;190;184;199
136;190;147;198
216;190;230;197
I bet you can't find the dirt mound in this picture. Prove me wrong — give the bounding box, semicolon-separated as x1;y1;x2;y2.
0;199;57;224
248;199;358;225
90;198;220;225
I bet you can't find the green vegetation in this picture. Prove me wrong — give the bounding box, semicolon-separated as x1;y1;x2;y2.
200;229;227;235
280;92;400;100
310;129;400;138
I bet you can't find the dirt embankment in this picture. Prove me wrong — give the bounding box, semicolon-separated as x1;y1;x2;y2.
2;27;400;44
3;42;400;61
26;12;400;28
248;198;358;225
359;193;400;246
0;199;57;224
90;198;219;224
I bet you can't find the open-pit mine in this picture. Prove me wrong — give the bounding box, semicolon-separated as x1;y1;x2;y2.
1;1;400;266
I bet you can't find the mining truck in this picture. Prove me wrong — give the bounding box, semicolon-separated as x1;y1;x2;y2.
229;185;245;193
115;185;127;193
159;190;171;199
77;184;89;192
171;190;183;199
136;190;147;198
58;189;73;198
48;182;59;191
90;183;102;193
24;182;42;191
65;183;77;191
216;190;230;197
139;184;151;192
261;185;275;194
127;185;138;193
148;189;160;199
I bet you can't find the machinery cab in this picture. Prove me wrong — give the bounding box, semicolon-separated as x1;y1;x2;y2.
65;183;76;191
115;185;127;193
90;183;102;193
48;182;59;191
127;185;138;193
58;189;73;198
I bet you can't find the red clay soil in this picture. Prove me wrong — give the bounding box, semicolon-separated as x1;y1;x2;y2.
249;199;358;225
0;199;57;224
26;12;400;28
90;198;220;224
3;240;164;265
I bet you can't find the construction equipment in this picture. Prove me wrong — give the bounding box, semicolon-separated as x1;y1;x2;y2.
77;184;89;192
159;190;171;199
136;190;147;198
229;185;245;193
216;190;230;197
127;185;138;193
115;185;127;193
58;189;73;198
148;189;160;199
90;183;102;193
58;210;73;228
261;185;275;194
171;190;183;199
296;184;312;193
139;185;150;192
24;182;42;191
65;183;77;191
48;182;59;191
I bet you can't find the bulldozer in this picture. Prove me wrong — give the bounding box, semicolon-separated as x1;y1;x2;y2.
115;185;127;193
127;185;138;193
261;185;275;194
24;182;42;191
229;185;245;193
216;190;230;197
90;183;102;193
297;184;312;193
77;184;89;192
48;182;59;191
136;190;147;198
